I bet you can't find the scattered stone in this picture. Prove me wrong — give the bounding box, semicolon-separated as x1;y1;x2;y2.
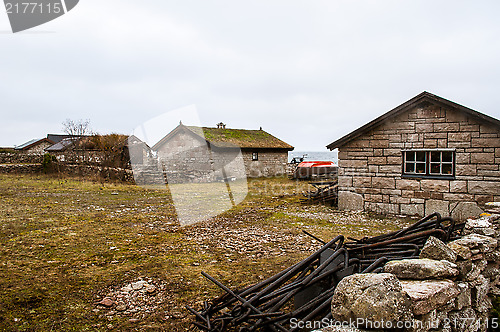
420;236;457;262
98;297;114;307
121;285;133;293
129;318;141;323
330;273;413;327
384;259;458;280
94;278;167;321
400;279;460;316
145;285;156;294
131;281;146;290
115;304;127;312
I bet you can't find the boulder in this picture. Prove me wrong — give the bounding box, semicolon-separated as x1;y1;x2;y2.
400;279;460;316
330;273;413;328
338;191;364;211
451;202;484;222
419;236;457;262
448;234;498;253
384;259;458;280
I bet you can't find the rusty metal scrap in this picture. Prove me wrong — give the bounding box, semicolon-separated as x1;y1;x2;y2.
187;213;465;331
300;181;338;206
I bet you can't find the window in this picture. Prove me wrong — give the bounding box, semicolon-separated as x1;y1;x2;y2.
252;152;258;161
402;149;455;178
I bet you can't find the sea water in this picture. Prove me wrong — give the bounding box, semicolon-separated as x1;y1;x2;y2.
288;151;338;163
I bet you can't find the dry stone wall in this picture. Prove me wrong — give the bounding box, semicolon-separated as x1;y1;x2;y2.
317;207;500;332
0;152;43;164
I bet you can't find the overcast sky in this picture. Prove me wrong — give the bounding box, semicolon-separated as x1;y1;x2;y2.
1;0;500;151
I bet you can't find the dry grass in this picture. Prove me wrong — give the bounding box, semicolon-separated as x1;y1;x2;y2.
0;174;412;331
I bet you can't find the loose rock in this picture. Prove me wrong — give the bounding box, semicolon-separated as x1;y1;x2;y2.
400;279;460;316
448;234;498;254
330;273;413;327
419;236;457;262
98;297;114;307
384;259;458;280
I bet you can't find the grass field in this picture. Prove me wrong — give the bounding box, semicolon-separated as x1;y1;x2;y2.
0;173;412;331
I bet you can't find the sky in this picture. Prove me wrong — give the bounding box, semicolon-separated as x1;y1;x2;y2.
1;0;500;151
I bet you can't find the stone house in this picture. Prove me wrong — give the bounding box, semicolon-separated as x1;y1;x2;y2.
152;123;294;181
327;91;500;220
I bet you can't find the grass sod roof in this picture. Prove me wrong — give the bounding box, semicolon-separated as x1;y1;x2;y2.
151;124;293;150
185;126;294;150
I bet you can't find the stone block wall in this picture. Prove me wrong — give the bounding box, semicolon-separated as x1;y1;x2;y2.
242;150;288;178
338;103;500;219
318;209;500;332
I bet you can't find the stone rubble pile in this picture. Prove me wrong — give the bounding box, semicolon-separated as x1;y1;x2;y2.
94;277;167;323
318;207;500;332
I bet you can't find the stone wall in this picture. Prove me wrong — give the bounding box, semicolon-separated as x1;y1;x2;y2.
338;103;500;219
242;149;288;178
0;152;43;164
0;164;42;174
318;208;500;332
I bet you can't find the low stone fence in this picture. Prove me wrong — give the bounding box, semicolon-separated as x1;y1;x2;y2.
0;164;42;174
317;206;500;332
0;152;43;164
0;163;134;183
58;165;135;183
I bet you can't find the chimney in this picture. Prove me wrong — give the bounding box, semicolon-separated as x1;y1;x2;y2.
217;122;226;129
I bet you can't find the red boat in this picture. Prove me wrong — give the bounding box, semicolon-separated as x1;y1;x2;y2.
293;160;338;179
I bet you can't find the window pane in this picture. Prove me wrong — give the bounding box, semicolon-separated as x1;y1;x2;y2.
416;163;426;173
442;164;452;174
405;151;415;161
416;151;426;162
431;151;441;162
430;163;440;174
405;163;415;173
442;151;453;162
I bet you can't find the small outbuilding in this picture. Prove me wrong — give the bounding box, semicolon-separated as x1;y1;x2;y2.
327;91;500;220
